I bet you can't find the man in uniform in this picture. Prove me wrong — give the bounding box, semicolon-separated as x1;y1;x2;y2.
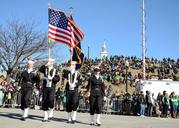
87;67;105;126
39;58;60;122
65;61;81;123
19;60;39;121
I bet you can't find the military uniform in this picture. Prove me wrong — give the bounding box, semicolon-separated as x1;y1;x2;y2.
39;63;60;121
65;70;81;123
19;60;39;121
87;68;105;126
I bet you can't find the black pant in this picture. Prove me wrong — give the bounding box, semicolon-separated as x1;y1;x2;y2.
42;87;55;111
66;90;79;112
90;95;103;115
21;87;33;110
163;104;169;117
147;103;153;116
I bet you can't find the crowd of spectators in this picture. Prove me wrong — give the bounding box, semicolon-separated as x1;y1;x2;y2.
80;55;179;85
0;55;178;118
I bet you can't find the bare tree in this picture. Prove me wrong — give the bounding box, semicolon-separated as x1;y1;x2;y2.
0;20;48;77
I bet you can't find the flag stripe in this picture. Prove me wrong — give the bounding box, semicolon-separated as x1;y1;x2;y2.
48;37;71;47
48;31;71;42
49;24;71;36
48;32;71;43
68;18;84;41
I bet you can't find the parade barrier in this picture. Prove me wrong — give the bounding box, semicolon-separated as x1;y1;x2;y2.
102;97;123;114
1;92;133;115
1;92;179;118
77;97;128;115
78;97;89;112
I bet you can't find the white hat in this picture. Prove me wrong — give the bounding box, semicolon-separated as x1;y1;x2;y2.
48;58;55;62
28;60;35;64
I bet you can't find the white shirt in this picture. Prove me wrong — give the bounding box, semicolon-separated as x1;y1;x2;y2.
27;68;33;73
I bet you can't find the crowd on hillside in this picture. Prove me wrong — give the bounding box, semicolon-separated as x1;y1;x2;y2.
0;55;179;118
80;55;179;84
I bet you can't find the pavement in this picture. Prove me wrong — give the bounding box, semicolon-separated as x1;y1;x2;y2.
0;108;178;128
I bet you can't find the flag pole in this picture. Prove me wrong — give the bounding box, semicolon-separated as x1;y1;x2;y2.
142;0;146;80
48;41;51;60
47;3;51;78
48;3;51;61
69;7;73;66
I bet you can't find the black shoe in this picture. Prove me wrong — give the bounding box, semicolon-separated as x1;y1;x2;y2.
90;122;94;125
67;121;71;124
71;120;76;124
48;117;54;120
42;119;49;122
96;123;101;126
20;117;27;121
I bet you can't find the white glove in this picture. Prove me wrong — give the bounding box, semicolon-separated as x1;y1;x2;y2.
87;92;90;97
103;96;107;101
75;80;78;83
48;75;52;80
70;83;75;88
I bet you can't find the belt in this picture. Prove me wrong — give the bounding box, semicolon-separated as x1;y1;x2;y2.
94;88;100;91
26;81;33;84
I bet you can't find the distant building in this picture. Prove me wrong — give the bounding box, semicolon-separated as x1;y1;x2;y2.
100;42;108;61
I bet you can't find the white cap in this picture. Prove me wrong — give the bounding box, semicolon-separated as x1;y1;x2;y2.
48;58;55;62
46;58;55;66
28;60;35;64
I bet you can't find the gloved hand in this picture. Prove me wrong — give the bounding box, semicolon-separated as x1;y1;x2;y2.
103;96;107;101
48;75;52;80
87;92;90;97
70;83;76;88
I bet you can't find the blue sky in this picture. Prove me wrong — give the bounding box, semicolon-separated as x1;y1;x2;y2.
0;0;179;63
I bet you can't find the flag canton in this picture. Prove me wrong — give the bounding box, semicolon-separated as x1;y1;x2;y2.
48;8;68;29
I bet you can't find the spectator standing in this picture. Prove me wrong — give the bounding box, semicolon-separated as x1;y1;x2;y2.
162;91;170;118
0;87;4;107
170;92;178;118
139;91;146;117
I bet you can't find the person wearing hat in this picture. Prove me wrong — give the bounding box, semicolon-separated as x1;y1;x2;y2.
39;58;60;122
65;61;81;123
86;67;105;126
18;60;40;121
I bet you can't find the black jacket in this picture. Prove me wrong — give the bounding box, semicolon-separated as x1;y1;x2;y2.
39;65;60;88
65;71;81;91
19;70;40;88
87;75;105;97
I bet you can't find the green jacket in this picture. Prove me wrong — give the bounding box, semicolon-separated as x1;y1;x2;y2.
171;98;179;107
162;96;169;105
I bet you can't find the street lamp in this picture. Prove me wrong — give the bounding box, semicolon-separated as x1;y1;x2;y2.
88;45;90;59
125;60;129;93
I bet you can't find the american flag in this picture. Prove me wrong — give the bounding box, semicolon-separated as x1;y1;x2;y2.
48;8;84;47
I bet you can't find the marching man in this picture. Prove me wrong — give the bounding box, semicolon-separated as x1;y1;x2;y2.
65;61;81;123
19;60;40;121
87;67;105;126
39;58;60;122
